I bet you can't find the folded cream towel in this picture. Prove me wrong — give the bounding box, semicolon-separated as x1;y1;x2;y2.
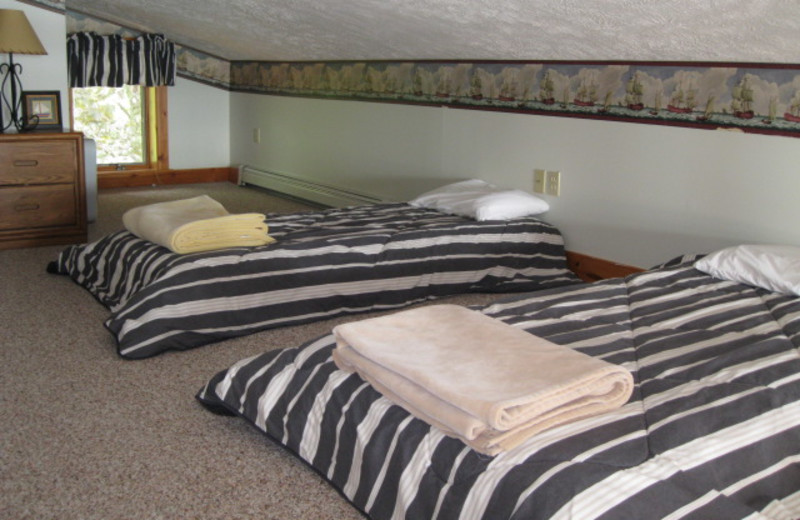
122;195;275;254
332;304;634;455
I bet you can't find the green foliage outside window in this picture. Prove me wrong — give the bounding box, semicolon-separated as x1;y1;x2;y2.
72;85;145;165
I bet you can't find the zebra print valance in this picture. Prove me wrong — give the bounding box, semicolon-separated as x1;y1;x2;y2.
67;32;176;88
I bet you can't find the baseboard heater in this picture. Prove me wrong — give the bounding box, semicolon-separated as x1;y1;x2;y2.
238;165;386;207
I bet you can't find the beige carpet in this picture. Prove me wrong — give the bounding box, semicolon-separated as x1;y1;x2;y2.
0;182;509;520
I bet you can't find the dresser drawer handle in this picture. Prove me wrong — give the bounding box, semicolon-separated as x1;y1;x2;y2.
15;202;41;212
14;159;39;167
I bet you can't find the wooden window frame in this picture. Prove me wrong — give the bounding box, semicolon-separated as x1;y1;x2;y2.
70;85;169;175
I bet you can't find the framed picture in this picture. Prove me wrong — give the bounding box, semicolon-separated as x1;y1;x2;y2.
21;91;62;131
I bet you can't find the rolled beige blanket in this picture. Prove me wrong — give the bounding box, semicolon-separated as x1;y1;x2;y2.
332;304;634;455
122;195;275;254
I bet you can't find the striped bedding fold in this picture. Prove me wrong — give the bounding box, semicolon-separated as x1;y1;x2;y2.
198;255;800;520
51;203;578;358
332;304;634;455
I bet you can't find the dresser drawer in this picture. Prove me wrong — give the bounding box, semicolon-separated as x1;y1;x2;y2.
0;140;78;186
0;132;86;249
0;185;77;231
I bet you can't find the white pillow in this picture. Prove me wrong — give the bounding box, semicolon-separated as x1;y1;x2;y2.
408;179;496;215
694;244;800;296
473;190;550;220
409;179;549;221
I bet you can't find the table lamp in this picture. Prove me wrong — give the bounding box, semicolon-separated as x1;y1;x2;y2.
0;9;48;133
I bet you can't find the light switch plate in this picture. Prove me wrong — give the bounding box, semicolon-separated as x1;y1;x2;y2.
533;169;546;194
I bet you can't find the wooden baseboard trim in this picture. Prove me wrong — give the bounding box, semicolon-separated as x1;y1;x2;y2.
98;167;239;189
566;251;643;282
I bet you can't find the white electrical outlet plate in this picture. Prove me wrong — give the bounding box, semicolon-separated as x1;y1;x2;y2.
253;128;261;143
545;170;561;196
533;169;546;193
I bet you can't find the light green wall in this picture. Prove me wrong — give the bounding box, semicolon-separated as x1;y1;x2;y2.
230;91;800;267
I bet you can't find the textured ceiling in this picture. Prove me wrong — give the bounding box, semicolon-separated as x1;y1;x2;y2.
65;0;800;63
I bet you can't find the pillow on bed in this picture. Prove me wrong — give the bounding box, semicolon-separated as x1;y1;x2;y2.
409;179;549;220
473;190;550;220
694;244;800;296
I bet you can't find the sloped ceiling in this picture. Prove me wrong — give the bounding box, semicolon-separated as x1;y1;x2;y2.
65;0;800;63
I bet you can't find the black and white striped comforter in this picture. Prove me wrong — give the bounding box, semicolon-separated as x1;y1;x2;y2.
50;203;576;359
197;255;800;520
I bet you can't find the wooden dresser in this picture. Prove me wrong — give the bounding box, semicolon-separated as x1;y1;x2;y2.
0;132;87;250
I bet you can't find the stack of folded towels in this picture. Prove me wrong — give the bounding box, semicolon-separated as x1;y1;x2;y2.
122;195;275;254
332;304;634;455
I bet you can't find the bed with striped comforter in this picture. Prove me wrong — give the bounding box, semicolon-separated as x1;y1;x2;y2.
49;203;576;359
197;255;800;520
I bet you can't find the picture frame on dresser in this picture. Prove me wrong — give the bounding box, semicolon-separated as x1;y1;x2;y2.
21;91;62;131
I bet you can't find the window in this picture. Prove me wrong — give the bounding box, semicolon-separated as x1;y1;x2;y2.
71;85;168;172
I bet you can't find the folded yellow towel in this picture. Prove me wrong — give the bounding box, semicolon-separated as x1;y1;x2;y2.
332;304;634;455
122;195;275;254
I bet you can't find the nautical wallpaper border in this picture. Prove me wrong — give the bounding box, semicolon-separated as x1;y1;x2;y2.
231;61;800;137
26;0;800;137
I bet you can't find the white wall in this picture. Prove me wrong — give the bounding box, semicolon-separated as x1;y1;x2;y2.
0;0;69;131
230;92;800;268
229;94;445;197
441;109;800;267
168;76;230;169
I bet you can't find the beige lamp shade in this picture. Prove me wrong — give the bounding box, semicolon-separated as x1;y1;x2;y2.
0;9;47;55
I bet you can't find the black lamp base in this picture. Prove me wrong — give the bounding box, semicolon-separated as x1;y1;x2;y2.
1;53;38;133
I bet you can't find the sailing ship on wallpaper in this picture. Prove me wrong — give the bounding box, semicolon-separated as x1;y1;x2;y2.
624;72;645;111
232;61;800;136
787;95;800;123
667;81;697;114
731;76;755;119
574;76;598;107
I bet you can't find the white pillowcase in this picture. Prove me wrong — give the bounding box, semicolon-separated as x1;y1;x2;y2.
694;244;800;296
409;179;549;221
472;190;550;220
